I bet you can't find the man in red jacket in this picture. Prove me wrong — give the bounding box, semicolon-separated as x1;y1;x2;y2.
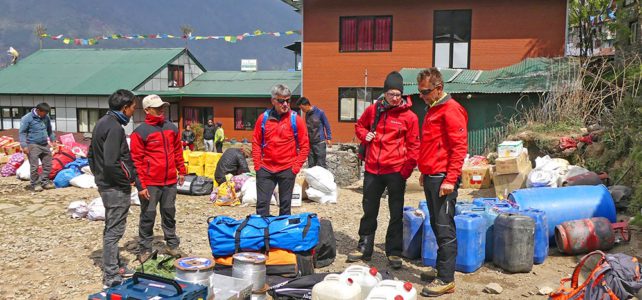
252;84;309;216
416;68;468;297
347;71;420;269
130;94;187;260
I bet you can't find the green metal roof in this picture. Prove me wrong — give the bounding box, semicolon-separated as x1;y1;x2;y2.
172;71;301;98
0;48;193;95
401;58;556;94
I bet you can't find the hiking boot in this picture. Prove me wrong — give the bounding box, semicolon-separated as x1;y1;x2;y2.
137;251;153;264
31;185;43;192
102;276;123;290
118;266;135;278
387;256;403;269
165;246;186;258
346;235;374;262
42;182;55;190
420;267;438;282
421;279;455;297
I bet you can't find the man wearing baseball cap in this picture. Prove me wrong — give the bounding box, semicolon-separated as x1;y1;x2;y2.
130;94;187;260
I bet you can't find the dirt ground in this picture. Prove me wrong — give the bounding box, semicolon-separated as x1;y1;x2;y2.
0;173;640;300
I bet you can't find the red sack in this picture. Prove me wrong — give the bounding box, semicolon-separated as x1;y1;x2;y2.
49;147;76;180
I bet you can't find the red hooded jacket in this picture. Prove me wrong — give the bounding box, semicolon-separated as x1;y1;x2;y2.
130;114;187;189
418;94;468;186
355;97;420;177
252;109;310;174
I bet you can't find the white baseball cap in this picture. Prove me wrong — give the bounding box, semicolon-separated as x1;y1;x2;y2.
142;94;169;109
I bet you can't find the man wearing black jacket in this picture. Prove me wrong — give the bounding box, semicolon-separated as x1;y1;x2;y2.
88;89;141;289
214;144;251;185
203;120;216;152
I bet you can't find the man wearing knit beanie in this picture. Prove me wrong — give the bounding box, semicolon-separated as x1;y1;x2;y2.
348;71;420;270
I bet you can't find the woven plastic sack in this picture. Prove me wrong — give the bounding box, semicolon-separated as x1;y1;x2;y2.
87;197;105;221
1;153;25;177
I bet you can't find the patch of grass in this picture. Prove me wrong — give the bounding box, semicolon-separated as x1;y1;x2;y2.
630;214;642;227
521;119;583;134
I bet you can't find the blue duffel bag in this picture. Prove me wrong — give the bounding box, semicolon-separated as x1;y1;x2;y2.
208;213;320;257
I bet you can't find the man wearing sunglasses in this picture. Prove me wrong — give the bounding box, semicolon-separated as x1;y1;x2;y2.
416;68;468;297
348;71;420;270
251;84;309;216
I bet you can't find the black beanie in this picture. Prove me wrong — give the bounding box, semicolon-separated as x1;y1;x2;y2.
383;71;404;94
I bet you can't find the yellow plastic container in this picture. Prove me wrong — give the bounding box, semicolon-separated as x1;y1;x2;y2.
205;152;223;166
182;149;191;163
204;164;217;179
187;165;204;176
188;152;205;166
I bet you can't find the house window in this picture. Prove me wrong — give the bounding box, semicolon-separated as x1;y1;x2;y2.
631;21;639;45
234;107;266;130
434;10;472;69
77;108;108;133
183;107;213;126
0;107;55;130
338;87;384;122
340;16;392;52
168;65;185;87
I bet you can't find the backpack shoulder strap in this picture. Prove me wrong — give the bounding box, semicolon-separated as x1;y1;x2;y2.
371;102;383;132
260;110;270;156
550;251;608;299
291;111;299;152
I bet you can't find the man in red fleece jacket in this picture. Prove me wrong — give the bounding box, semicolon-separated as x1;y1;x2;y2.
347;71;420;270
130;94;187;260
251;84;309;217
416;68;468;297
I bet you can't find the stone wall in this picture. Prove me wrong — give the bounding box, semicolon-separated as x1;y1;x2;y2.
326;148;360;187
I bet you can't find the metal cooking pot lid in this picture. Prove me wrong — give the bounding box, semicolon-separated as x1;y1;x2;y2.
174;257;214;271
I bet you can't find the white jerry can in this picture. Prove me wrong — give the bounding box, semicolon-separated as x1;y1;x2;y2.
365;280;417;300
340;265;382;297
312;274;362;300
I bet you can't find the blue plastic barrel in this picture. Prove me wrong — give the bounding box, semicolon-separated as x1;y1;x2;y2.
455;213;486;273
473;197;499;208
509;185;616;239
402;206;425;259
419;201;438;267
519;209;549;264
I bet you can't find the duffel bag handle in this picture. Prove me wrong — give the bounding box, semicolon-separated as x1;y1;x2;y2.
234;215;253;253
132;272;183;296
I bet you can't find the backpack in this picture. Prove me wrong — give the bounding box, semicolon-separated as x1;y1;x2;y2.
177;174;214;195
49;147;76;180
550;250;642;300
314;219;336;268
261;110;299;156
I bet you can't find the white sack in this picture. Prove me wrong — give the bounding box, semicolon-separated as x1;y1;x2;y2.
16;159;38;181
291;184;302;207
81;165;93;175
87;197;105;221
306;187;338;204
70;174;97;189
131;188;140;206
303;166;336;194
67;200;88;219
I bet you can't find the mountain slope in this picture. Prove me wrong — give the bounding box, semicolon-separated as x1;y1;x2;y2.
0;0;301;70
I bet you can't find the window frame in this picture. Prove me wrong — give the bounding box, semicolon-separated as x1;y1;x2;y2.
337;87;384;123
168;65;185;88
339;15;393;53
0;106;55;130
432;9;472;69
76;108;108;133
233;107;267;131
182;106;214;126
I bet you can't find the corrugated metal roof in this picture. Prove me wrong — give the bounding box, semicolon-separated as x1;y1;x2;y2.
0;48;189;95
401;58;554;94
174;71;301;97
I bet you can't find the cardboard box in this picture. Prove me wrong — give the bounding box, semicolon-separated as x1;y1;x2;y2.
495;151;531;175
0;153;8;165
498;140;524;158
461;165;492;189
0;136;14;148
3;142;22;155
493;163;532;198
